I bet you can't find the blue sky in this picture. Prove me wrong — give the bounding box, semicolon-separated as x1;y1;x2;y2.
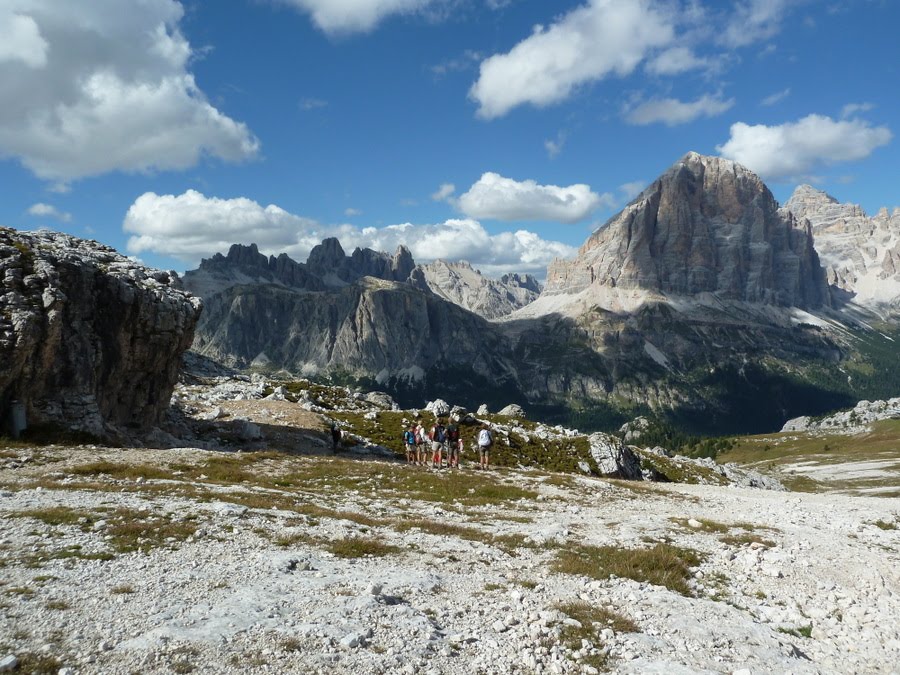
1;0;897;277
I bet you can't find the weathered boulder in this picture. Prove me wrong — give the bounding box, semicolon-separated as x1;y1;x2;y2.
619;416;651;442
588;433;642;479
497;404;526;418
364;391;397;410
477;404;490;416
0;228;201;437
426;399;451;417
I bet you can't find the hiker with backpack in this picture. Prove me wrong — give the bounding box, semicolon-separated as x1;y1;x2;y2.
430;419;446;468
446;420;461;468
477;422;493;469
415;422;428;466
403;425;417;464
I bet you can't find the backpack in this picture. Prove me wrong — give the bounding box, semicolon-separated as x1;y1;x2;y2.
478;428;492;447
432;425;446;443
403;430;415;445
447;424;459;443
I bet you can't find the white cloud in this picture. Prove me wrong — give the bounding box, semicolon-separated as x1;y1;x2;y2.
721;0;790;48
458;173;606;223
544;132;566;159
841;102;874;119
27;202;71;222
0;0;258;182
279;0;438;34
123;190;576;276
645;46;708;76
625;93;734;126
431;183;456;202
716;114;893;181
470;0;675;119
344;207;362;217
0;11;48;67
760;88;790;106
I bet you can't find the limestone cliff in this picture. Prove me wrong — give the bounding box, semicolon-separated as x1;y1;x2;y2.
546;152;830;310
0;228;201;436
416;259;541;319
783;185;900;311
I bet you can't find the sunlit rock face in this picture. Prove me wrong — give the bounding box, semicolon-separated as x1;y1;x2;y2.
546;152;830;310
0;227;201;435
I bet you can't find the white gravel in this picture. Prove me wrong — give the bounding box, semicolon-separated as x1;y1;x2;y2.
1;446;899;674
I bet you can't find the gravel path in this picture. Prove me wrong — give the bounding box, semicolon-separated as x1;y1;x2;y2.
1;445;898;674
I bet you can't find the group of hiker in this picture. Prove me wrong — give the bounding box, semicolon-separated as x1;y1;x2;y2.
403;419;494;470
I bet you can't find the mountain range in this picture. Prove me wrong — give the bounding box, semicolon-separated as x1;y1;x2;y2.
181;153;900;434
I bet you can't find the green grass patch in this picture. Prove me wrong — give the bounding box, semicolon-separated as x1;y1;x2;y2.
7;652;62;675
552;543;703;596
326;536;401;559
873;519;898;531
670;517;730;533
778;624;813;639
719;533;776;548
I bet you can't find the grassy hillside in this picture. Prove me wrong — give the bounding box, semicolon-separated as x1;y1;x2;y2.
717;419;900;496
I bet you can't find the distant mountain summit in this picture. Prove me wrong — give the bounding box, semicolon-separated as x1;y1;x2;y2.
545;152;830;310
415;259;542;320
180;153;900;433
783;185;900;311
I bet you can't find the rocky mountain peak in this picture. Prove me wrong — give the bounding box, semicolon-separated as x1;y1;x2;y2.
783;185;866;228
545;152;830;309
782;186;900;309
307;237;347;271
224;242;268;268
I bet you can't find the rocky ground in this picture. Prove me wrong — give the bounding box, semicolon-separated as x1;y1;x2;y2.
1;429;899;674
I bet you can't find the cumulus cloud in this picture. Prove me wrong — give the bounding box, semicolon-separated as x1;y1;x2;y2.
279;0;439;34
0;0;258;182
27;202;71;222
469;0;675;119
123;190;576;277
431;183;456;202
458;173;607;223
716;114;893;180
0;11;48;67
625;93;734;126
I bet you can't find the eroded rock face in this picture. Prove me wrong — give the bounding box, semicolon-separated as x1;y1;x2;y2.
417;260;541;319
546;152;830;309
588;433;642;479
783;185;900;310
0;228;201;436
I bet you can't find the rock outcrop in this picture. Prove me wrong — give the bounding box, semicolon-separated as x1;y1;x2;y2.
0;228;201;436
782;397;900;433
783;185;900;310
416;260;541;319
546;152;830;309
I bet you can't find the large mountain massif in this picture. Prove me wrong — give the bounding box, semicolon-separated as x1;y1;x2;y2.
182;153;899;433
783;184;900;311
